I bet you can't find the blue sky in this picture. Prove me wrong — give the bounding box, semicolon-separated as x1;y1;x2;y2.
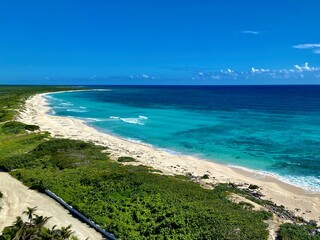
0;0;319;85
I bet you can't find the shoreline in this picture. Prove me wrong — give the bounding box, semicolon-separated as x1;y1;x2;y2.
18;92;320;222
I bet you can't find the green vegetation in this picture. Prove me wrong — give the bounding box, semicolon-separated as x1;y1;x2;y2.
0;128;271;239
277;223;320;240
0;86;319;239
117;156;137;162
200;173;210;179
238;201;254;210
248;184;259;190
2;121;39;134
0;207;78;240
0;86;78;122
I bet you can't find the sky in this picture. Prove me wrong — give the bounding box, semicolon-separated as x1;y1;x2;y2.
0;0;320;85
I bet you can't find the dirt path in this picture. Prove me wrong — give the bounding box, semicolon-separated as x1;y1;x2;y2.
0;172;103;240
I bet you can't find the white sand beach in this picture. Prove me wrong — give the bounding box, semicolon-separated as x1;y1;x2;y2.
17;92;320;225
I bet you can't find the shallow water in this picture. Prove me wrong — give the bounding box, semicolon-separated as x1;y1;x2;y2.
46;85;320;191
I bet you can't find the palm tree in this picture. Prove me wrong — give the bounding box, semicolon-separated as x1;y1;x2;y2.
0;207;77;240
32;214;52;228
23;206;37;223
39;225;59;239
57;225;74;240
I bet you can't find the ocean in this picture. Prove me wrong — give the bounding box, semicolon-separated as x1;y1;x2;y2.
46;85;320;191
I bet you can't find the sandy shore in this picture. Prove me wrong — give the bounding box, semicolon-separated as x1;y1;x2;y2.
18;92;320;223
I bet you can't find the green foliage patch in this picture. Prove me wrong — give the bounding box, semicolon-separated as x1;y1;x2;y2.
2;121;39;134
13;163;271;239
118;156;137;162
277;223;320;240
0;136;271;239
0;138;107;171
0;86;79;122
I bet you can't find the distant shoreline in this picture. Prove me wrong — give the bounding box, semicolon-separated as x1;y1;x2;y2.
18;91;320;223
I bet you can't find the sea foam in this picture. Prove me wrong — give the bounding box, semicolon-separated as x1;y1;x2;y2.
109;115;148;125
229;164;320;192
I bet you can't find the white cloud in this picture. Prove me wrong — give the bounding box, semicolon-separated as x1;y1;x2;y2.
142;74;149;79
251;67;270;73
294;64;304;71
220;68;235;74
241;30;260;35
211;75;221;80
293;43;320;49
293;43;320;54
191;62;320;82
294;62;319;72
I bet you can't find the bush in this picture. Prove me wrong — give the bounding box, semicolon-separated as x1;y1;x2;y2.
13;160;271;240
277;223;320;240
248;184;259;190
118;156;137;162
0;139;108;171
201;174;210;179
2;121;39;134
0;154;38;171
238;201;254;210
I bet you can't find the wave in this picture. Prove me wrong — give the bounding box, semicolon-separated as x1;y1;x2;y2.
80;117;105;122
277;175;320;193
45;95;59;101
92;89;112;92
229;164;320;192
109;115;148;125
120;118;145;125
61;102;74;106
66;109;88;113
50;109;56;115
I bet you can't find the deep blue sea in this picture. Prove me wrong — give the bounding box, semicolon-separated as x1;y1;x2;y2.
46;85;320;191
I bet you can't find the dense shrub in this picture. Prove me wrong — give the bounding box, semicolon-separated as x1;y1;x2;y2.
0;154;38;171
0;139;108;171
0;86;78;122
8;137;272;240
2;121;39;134
277;223;320;240
118;156;137;162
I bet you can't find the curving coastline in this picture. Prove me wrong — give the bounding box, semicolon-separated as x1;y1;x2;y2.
18;92;320;223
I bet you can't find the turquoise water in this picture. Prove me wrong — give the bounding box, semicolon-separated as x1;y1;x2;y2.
46;86;320;191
